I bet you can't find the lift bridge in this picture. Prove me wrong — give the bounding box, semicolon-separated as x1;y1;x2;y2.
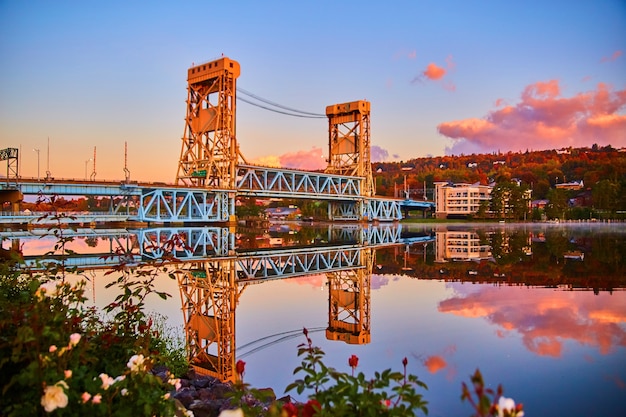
5;223;434;381
0;56;402;223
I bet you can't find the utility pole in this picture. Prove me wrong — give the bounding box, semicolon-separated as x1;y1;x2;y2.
85;158;92;180
46;137;51;179
33;148;40;181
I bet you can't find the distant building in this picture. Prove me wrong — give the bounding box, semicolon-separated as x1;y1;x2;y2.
556;180;584;190
434;182;492;219
531;199;549;210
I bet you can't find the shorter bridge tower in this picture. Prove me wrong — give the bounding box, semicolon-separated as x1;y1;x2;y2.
325;101;375;197
326;248;373;344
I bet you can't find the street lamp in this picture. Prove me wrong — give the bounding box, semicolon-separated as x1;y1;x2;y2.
85;158;92;180
33;148;40;181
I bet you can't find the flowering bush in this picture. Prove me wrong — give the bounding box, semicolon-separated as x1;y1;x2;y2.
0;272;189;417
0;211;190;417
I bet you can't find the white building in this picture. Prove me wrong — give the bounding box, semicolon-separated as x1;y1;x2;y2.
434;182;492;219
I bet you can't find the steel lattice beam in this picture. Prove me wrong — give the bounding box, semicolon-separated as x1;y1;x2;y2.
236;164;361;199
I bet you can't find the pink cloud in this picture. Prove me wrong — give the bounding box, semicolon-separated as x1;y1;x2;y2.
601;50;622;62
411;55;456;89
423;63;446;80
438;80;626;154
371;145;389;162
279;147;326;170
253;147;326;171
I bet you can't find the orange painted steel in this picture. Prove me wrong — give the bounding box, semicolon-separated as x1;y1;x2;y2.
325;100;375;198
176;57;241;191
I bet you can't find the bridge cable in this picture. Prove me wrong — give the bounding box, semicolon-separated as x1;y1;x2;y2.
237;88;326;118
236;326;326;358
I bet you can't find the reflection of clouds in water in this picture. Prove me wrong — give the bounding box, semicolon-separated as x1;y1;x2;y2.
423;355;447;373
439;283;626;356
20;235;130;256
286;274;392;290
413;344;458;380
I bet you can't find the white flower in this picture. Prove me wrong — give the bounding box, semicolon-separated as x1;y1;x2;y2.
127;354;146;372
498;396;524;417
218;409;244;417
41;381;69;412
184;410;194;417
121;388;129;396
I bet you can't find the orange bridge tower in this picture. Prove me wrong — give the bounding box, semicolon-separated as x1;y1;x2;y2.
325;100;375;198
176;57;240;191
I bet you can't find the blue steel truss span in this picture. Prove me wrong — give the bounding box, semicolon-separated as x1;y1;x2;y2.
236;164;361;199
2;171;402;223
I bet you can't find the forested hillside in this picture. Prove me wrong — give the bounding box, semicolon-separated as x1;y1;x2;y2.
373;144;626;202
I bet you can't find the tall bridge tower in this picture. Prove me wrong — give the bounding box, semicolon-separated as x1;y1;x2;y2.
325;101;375;197
178;260;239;382
176;57;240;190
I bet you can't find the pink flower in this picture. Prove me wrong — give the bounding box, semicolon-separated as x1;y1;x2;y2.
68;333;81;347
64;370;72;379
92;394;102;404
99;373;114;390
40;381;69;412
81;392;92;403
49;345;58;353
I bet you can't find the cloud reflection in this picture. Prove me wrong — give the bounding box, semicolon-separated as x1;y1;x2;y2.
439;284;626;357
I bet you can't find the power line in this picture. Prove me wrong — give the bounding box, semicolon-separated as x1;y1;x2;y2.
237;87;326;118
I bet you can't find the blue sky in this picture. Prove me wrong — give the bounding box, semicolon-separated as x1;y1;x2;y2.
1;0;625;182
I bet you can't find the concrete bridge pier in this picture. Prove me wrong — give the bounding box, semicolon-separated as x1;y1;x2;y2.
0;189;23;213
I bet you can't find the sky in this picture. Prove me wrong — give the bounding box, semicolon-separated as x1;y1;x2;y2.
1;0;625;182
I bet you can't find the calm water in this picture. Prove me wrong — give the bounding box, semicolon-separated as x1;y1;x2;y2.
8;222;626;416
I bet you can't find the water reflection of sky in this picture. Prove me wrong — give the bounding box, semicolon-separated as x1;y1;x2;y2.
8;223;626;416
439;283;626;357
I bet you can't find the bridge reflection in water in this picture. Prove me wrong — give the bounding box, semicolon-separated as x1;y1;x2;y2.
3;223;432;382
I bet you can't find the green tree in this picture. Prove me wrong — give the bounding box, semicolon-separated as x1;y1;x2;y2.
592;179;619;214
545;188;568;220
